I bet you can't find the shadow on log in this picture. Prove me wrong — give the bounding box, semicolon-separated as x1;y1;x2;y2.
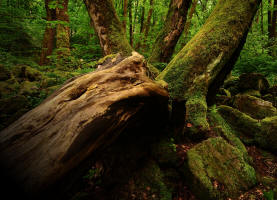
0;52;169;199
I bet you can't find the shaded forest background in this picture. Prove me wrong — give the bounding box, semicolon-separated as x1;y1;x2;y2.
0;0;276;81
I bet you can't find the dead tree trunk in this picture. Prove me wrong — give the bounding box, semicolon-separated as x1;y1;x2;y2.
39;0;56;66
157;0;261;137
148;0;192;63
84;0;133;56
0;53;168;199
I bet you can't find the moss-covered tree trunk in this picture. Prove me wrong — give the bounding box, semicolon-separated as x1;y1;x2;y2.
83;0;133;56
39;0;56;66
56;0;71;68
148;0;191;63
157;0;261;137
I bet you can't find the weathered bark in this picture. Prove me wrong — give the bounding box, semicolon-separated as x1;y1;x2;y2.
39;0;56;66
0;52;168;198
148;0;192;63
84;0;133;56
56;0;71;68
268;0;272;37
157;0;261;136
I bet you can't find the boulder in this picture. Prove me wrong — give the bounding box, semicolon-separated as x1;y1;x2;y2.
238;73;269;94
116;160;172;200
151;138;179;167
19;81;39;96
223;76;240;96
233;94;277;119
0;64;11;81
0;52;169;198
242;89;261;98
0;78;19;97
218;105;277;153
12;65;43;81
208;107;249;160
183;137;256;200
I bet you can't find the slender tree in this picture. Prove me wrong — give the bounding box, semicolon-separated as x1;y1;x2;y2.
84;0;133;55
142;0;154;47
56;0;71;68
123;0;128;31
149;0;192;63
128;0;133;46
39;0;56;66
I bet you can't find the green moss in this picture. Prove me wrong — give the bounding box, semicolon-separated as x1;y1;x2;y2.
147;63;160;78
129;160;172;200
19;81;39;96
218;106;277;153
242;89;261;98
184;137;256;200
233;94;277;120
185;91;209;136
151;138;179;167
96;53;118;65
156;0;260;101
208;106;249;160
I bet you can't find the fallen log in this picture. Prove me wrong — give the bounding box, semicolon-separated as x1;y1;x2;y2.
0;52;169;198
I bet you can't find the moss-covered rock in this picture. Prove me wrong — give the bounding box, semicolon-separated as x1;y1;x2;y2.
0;64;11;81
233;94;277;119
0;95;29;115
0;77;20;98
208;107;249;160
239;73;269;94
121;160;172;200
242;89;261;98
151;138;179;167
223;76;240;89
223;76;240;96
183;137;256;200
218;105;277;153
19;81;39;96
11;65;43;82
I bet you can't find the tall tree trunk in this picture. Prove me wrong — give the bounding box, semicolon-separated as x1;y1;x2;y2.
39;0;56;66
139;0;146;33
142;0;154;48
261;1;264;34
268;0;273;38
128;0;133;46
123;0;128;32
135;0;146;49
56;0;71;68
272;0;277;38
84;0;133;56
157;0;261;137
183;0;197;38
272;0;277;56
149;0;192;63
